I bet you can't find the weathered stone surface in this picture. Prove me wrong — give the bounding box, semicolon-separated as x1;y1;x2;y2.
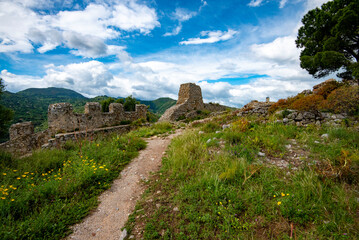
48;102;147;133
1;102;147;156
159;83;226;121
237;100;274;117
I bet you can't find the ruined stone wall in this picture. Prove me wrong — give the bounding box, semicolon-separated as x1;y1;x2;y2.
160;83;226;121
48;102;147;133
0;102;147;155
237;100;274;117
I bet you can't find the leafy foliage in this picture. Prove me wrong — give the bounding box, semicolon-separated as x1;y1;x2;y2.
0;78;13;141
296;0;359;81
325;85;359;115
291;94;324;111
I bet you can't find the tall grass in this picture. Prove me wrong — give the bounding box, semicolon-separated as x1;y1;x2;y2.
126;119;359;239
0;133;146;239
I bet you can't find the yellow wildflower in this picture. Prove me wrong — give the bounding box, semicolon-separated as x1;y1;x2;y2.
281;193;285;197
277;201;282;205
273;195;276;198
287;193;290;196
2;173;6;175
11;199;14;201
16;177;21;180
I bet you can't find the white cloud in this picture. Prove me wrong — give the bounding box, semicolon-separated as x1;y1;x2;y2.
250;36;300;63
163;25;182;37
108;1;160;34
164;1;207;37
0;0;159;57
180;29;238;45
279;0;288;8
50;4;116;39
248;0;265;7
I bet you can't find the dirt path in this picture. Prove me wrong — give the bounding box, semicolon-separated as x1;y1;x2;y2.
67;129;182;240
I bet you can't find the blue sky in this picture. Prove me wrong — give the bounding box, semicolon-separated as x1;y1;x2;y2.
0;0;331;106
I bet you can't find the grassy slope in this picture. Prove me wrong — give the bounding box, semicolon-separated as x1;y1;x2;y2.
0;122;174;239
125;114;359;239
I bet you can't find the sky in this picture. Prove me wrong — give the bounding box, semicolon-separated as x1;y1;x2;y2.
0;0;332;107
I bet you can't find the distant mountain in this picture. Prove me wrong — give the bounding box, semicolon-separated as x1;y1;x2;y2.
18;87;86;99
140;98;177;115
0;87;176;132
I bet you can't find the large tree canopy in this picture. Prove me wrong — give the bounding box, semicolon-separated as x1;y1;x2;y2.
296;0;359;80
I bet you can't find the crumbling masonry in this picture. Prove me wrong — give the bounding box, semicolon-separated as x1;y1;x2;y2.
0;102;147;155
159;83;227;122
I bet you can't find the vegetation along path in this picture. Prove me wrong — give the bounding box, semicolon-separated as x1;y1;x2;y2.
67;129;183;240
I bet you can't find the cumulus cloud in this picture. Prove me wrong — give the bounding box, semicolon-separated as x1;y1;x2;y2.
108;1;160;34
250;36;300;63
0;0;159;57
180;29;238;45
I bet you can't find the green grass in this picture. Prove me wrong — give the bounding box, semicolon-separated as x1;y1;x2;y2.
0;132;146;239
125;118;359;239
130;122;174;138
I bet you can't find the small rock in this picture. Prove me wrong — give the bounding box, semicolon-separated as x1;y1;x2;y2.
285;144;291;149
206;139;212;144
173;207;179;212
283;118;289;123
315;120;321;126
258;152;266;157
314;140;320;144
198;131;204;134
150;158;155;161
222;124;231;130
119;229;127;240
156;203;161;208
156;190;161;194
129;235;135;239
215;131;221;134
321;134;329;139
295;113;303;121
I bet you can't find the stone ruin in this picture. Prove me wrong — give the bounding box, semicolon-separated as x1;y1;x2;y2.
48;102;147;133
237;99;274;117
159;83;227;122
0;102;147;155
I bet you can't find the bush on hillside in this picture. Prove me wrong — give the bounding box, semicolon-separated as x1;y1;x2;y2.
325;86;359;115
290;94;324;111
314;80;342;99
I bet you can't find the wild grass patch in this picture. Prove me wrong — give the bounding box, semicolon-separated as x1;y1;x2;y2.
0;132;146;240
126;118;359;239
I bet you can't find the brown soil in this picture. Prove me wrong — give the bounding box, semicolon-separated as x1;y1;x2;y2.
66;129;183;240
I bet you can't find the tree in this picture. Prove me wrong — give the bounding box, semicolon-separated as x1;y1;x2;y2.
0;78;13;139
296;0;359;82
123;95;139;111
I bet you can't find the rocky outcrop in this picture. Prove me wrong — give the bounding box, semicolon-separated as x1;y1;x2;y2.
159;83;227;122
276;110;351;126
237;100;274;117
